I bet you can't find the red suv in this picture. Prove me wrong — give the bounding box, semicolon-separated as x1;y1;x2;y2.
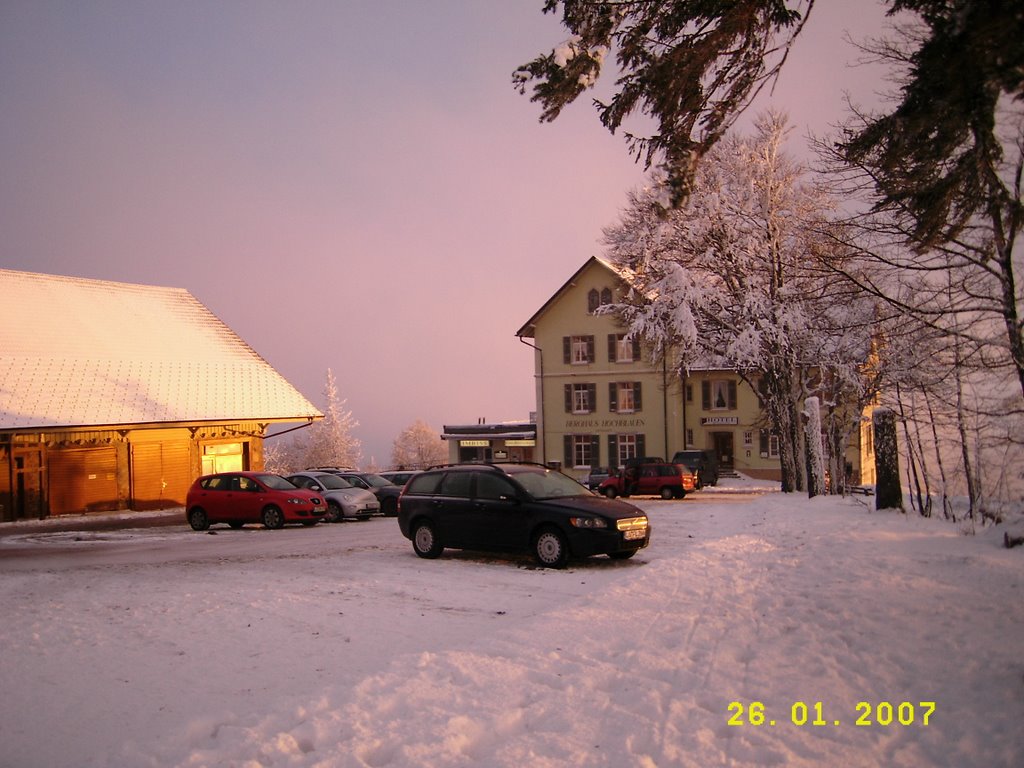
186;471;327;530
599;462;697;500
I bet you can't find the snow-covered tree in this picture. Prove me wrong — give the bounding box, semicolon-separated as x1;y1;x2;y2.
285;369;362;471
604;112;880;494
390;420;447;470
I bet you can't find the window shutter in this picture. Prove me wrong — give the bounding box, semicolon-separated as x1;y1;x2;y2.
608;435;619;470
759;430;769;457
728;380;737;410
637;433;646;457
590;435;600;466
632;338;641;361
608;334;617;362
609;382;618;413
635;382;642;411
586;336;595;363
563;336;571;364
701;380;711;410
588;289;599;313
587;383;596;413
564;384;572;413
564;435;573;467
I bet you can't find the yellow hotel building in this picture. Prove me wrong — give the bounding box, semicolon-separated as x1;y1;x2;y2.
516;257;875;486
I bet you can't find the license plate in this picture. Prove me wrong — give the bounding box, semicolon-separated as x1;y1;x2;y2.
623;528;646;541
314;506;326;514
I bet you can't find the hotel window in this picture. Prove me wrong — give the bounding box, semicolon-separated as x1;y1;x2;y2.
608;333;641;363
587;287;614;314
563;335;595;365
608;433;645;468
609;382;642;413
759;430;780;458
701;379;737;410
564;383;596;414
564;434;599;469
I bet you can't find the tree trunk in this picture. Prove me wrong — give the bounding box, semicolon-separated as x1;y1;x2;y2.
804;397;826;498
873;408;903;511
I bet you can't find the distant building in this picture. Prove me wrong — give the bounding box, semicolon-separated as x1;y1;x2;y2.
441;420;537;464
515;257;875;485
0;270;321;520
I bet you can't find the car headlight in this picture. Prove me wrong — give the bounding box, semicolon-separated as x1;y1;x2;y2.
570;516;608;529
286;497;307;505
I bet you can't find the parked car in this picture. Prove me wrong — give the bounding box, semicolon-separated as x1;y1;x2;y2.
670;450;720;488
584;466;611;490
286;471;380;522
379;469;422;487
397;462;651;568
599;462;697;499
315;470;402;516
185;471;326;530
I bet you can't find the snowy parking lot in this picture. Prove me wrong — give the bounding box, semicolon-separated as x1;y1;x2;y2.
1;485;1022;767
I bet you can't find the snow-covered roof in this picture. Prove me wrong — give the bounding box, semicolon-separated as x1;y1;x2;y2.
0;270;322;430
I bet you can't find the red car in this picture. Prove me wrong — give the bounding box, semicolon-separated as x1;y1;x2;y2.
186;471;327;530
599;462;697;500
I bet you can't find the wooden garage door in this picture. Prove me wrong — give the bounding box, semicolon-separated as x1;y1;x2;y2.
131;442;191;510
49;447;119;515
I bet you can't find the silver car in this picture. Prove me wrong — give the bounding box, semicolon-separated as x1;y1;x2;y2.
286;471;380;522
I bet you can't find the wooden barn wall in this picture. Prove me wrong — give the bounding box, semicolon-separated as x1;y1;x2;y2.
0;423;267;520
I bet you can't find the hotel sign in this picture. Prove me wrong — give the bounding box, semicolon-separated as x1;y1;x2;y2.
505;440;536;447
701;416;738;426
459;440;490;447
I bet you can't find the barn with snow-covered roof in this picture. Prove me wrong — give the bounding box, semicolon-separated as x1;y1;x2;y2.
0;269;321;520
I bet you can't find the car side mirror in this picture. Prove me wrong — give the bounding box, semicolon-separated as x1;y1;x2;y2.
310;484;322;492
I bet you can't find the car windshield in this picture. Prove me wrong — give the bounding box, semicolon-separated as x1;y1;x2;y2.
508;468;591;500
361;473;395;487
255;474;298;490
315;474;353;489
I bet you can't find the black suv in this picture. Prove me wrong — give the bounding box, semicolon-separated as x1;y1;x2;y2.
397;463;651;568
670;450;719;488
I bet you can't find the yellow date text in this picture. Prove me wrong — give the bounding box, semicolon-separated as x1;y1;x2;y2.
727;700;936;727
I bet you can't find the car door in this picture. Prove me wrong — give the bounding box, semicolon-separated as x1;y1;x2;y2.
198;474;232;522
229;474;264;522
637;465;660;495
466;472;530;551
431;471;476;547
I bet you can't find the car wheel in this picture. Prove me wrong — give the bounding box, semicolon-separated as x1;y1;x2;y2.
533;527;569;569
188;507;209;531
382;497;398;517
261;505;285;530
603;487;618;499
660;486;675;500
609;549;637;560
412;520;443;559
326;500;344;523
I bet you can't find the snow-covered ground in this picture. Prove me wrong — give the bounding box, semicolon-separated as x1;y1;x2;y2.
1;478;1022;768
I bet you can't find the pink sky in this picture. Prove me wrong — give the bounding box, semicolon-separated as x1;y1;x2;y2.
0;1;891;465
